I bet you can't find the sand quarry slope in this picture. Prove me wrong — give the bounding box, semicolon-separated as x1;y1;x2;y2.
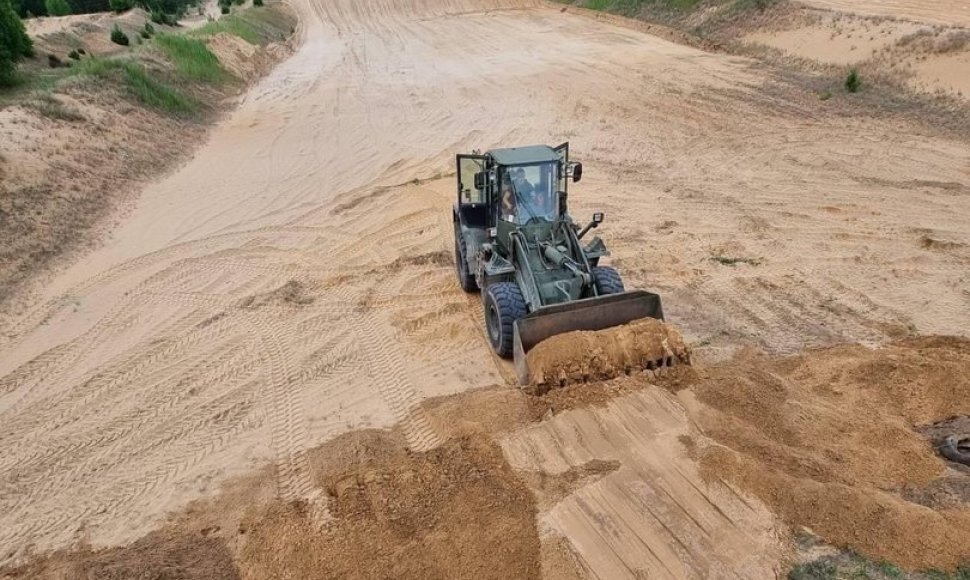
1;0;970;576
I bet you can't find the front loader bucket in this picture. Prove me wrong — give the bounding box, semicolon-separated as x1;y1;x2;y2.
512;290;665;386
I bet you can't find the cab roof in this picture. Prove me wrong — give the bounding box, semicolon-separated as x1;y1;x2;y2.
488;145;560;166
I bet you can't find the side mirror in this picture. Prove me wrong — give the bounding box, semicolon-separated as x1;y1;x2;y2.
576;212;603;240
572;162;583;183
474;171;486;191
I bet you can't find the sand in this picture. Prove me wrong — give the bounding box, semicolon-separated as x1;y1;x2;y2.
744;16;927;65
801;0;970;27
1;0;970;574
692;337;970;570
524;318;691;391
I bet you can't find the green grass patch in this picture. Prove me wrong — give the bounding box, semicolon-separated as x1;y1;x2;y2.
789;559;837;580
155;33;227;82
190;6;295;45
190;14;262;44
72;57;195;115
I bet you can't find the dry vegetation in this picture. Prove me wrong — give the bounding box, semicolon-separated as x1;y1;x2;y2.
0;4;295;317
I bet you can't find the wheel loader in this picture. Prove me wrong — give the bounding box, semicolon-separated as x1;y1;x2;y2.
453;143;686;386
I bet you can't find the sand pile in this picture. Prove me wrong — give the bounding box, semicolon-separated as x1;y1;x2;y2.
692;336;970;570
240;430;541;580
0;429;541;580
525;318;691;392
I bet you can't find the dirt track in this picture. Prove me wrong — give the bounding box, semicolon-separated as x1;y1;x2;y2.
1;0;970;576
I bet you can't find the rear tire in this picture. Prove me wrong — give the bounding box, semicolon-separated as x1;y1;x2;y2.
454;231;478;292
484;282;527;358
592;266;624;295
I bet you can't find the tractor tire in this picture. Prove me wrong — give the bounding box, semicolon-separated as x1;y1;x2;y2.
939;435;970;467
592;266;625;296
484;282;527;358
454;232;478;292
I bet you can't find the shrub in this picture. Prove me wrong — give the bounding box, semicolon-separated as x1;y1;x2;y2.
219;4;228;13
788;559;837;580
845;69;861;93
68;48;80;59
107;0;133;12
44;0;70;15
150;10;176;25
0;0;33;86
144;21;154;34
139;28;150;38
252;0;262;6
47;53;63;67
110;24;129;45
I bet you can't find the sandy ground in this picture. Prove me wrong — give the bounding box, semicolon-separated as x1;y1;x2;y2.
744;14;927;65
740;6;970;100
1;0;970;576
801;0;970;28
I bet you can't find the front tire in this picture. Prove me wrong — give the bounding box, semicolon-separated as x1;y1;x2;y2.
592;266;624;295
484;282;527;357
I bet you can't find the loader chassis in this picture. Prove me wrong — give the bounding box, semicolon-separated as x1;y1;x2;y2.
453;143;665;377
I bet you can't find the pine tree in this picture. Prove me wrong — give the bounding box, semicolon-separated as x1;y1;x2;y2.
0;0;33;86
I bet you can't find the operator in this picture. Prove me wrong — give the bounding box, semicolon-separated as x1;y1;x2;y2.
512;168;534;196
500;181;516;222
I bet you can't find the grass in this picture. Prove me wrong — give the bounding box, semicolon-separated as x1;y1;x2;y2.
190;14;263;44
72;58;195;115
790;552;970;580
789;559;837;580
154;34;227;83
578;0;730;13
25;91;85;121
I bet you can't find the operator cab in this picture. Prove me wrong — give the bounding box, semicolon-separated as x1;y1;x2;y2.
455;143;581;250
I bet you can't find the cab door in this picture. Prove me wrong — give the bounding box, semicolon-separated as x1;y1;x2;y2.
455;154;489;228
554;142;570;214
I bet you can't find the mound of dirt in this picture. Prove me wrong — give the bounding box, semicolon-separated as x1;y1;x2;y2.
0;529;239;579
240;430;541;580
692;336;970;571
525;318;691;392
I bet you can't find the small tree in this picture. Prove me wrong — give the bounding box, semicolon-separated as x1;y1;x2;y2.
108;0;134;12
44;0;70;16
845;69;861;93
253;0;262;6
110;24;129;45
0;0;33;86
